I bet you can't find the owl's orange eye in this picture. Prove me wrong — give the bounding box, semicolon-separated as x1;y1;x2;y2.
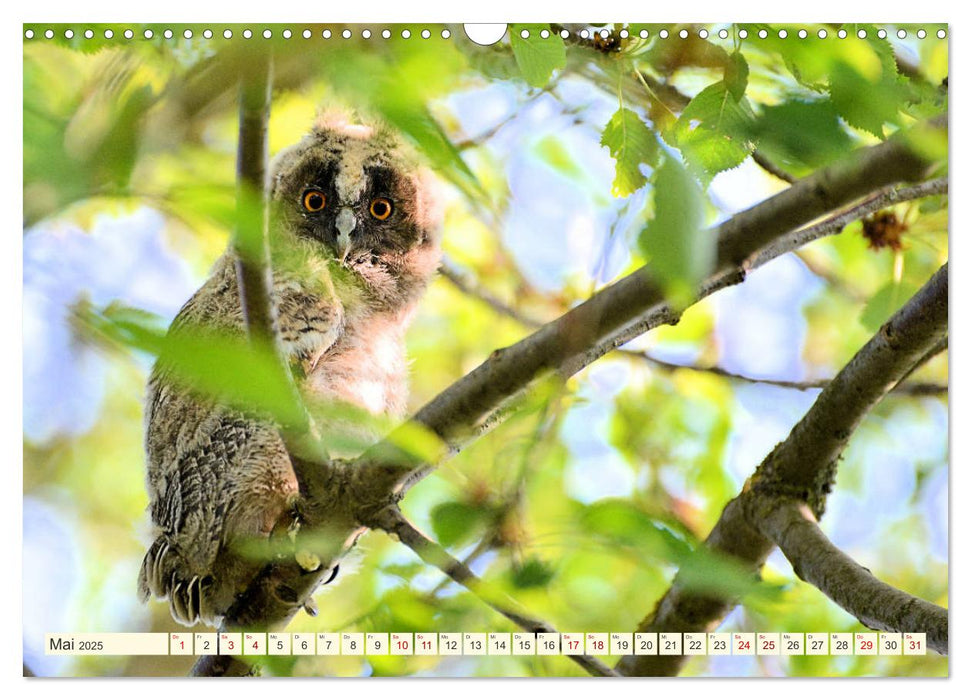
369;197;393;221
303;190;326;212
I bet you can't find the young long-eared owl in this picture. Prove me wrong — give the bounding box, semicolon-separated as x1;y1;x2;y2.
137;114;442;626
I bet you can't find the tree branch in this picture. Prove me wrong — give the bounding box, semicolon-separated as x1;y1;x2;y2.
439;173;948;398
750;497;948;654
368;507;620;677
631;353;947;396
753;264;948;505
230;49;310;440
615;263;948;676
359;129;939;501
751;149;797;184
233;49;276;349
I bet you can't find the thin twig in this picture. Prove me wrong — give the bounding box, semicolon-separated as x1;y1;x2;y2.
751;150;797;184
794;250;869;303
633;353;947;396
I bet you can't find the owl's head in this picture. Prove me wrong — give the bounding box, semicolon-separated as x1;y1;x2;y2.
269;113;442;308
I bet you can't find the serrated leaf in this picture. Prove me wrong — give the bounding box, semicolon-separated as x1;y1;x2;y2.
860;279;921;332
829;61;904;137
639;155;713;301
669;82;756;184
600;108;659;197
509;25;566;88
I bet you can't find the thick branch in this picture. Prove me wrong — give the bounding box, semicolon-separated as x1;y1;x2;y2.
750;497;948;654
714;136;933;268
369;507;619;677
616;263;948;676
366;164;943;499
440;173;947;397
754;264;948;506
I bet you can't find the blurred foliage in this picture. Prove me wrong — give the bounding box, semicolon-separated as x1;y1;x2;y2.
23;23;947;678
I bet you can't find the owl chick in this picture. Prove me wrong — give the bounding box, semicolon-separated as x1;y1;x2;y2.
137;114;442;626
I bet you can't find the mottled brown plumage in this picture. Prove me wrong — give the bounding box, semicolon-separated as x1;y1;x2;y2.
138;116;442;626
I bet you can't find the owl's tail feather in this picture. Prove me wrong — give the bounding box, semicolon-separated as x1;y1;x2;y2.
138;537;216;627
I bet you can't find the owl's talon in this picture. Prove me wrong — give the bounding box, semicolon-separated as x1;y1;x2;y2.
304;599;319;617
296;550;321;572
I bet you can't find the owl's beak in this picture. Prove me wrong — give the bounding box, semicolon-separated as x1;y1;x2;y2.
335;207;357;264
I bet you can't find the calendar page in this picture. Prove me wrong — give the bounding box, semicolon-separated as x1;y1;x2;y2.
22;19;948;679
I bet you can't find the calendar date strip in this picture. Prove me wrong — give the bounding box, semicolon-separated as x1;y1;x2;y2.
44;631;930;658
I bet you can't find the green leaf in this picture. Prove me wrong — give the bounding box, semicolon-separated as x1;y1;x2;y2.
533;135;586;181
77;303;308;428
860;279;921;332
639;155;713;301
752;100;854;173
430;501;494;547
509;25;566;88
675;548;786;602
581;500;695;563
829;61;904;137
724;51;749;100
600;108;659;197
317;44;486;205
379;93;485;202
755;25;908;138
669;82;756;184
509;557;555;589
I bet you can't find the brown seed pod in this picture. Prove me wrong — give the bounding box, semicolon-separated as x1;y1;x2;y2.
862;211;908;251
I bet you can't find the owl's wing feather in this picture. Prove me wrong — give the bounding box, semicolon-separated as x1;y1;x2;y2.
138;408;297;626
139;257;326;626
